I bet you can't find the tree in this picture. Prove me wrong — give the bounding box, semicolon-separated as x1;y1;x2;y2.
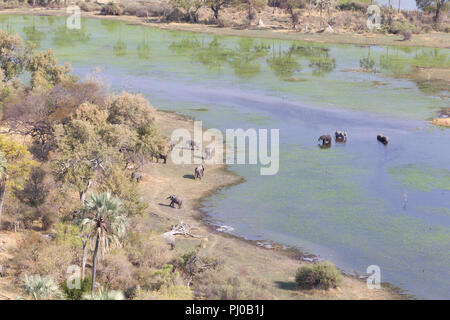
416;0;447;22
207;0;233;20
78;192;127;294
53;102;116;202
0;30;30;83
0;136;37;225
285;0;303;29
240;0;266;24
26;49;72;90
170;0;205;22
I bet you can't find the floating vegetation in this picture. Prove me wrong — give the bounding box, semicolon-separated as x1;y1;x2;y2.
388;164;450;192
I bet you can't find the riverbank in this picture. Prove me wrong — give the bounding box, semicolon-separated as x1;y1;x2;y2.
1;7;450;49
142;110;406;299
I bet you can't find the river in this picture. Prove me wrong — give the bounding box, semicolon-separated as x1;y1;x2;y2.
2;14;449;299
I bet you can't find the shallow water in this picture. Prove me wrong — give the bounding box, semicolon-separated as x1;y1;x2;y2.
2;15;449;299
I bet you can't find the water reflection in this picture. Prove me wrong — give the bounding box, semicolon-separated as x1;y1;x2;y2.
22;17;45;48
52;25;90;48
137;31;151;60
266;43;301;80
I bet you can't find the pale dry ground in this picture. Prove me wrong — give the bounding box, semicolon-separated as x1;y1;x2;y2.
138;110;405;299
1;7;449;49
0;232;22;300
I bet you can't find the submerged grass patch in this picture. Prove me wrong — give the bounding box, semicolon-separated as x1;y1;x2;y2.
388;164;450;192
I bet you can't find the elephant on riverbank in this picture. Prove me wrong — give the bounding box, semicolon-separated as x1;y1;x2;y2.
194;165;205;180
167;195;183;209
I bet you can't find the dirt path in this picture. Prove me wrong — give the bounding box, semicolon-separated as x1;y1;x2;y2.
0;232;21;300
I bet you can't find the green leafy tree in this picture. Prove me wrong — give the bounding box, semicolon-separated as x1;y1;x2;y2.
53;102;116;202
0;30;30;83
78;192;127;294
0;136;37;225
26;49;72;90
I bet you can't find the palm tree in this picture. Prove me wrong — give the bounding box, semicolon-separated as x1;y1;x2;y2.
79;192;127;294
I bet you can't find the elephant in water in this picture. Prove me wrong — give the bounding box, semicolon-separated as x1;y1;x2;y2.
377;134;389;145
195;165;205;180
167;195;183;209
335;131;347;143
318;134;332;147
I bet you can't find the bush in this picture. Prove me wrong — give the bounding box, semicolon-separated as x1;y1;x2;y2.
295;261;343;290
337;1;368;13
389;20;415;35
22;274;62;300
61;276;91;300
100;2;123;16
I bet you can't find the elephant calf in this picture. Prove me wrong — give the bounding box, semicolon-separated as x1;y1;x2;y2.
194;165;205;180
377;134;389;145
167;195;183;209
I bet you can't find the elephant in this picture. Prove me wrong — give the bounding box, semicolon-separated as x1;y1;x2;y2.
154;153;168;164
186;140;199;151
318;134;332;146
167;195;183;209
131;171;142;182
335;131;348;142
194;165;205;180
168;141;175;152
377;134;389;145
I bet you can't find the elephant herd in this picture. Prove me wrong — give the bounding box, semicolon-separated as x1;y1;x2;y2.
318;131;389;147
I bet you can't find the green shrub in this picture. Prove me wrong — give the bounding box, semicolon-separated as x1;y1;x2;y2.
389;20;414;35
295;261;343;290
337;1;368;13
61;276;92;300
